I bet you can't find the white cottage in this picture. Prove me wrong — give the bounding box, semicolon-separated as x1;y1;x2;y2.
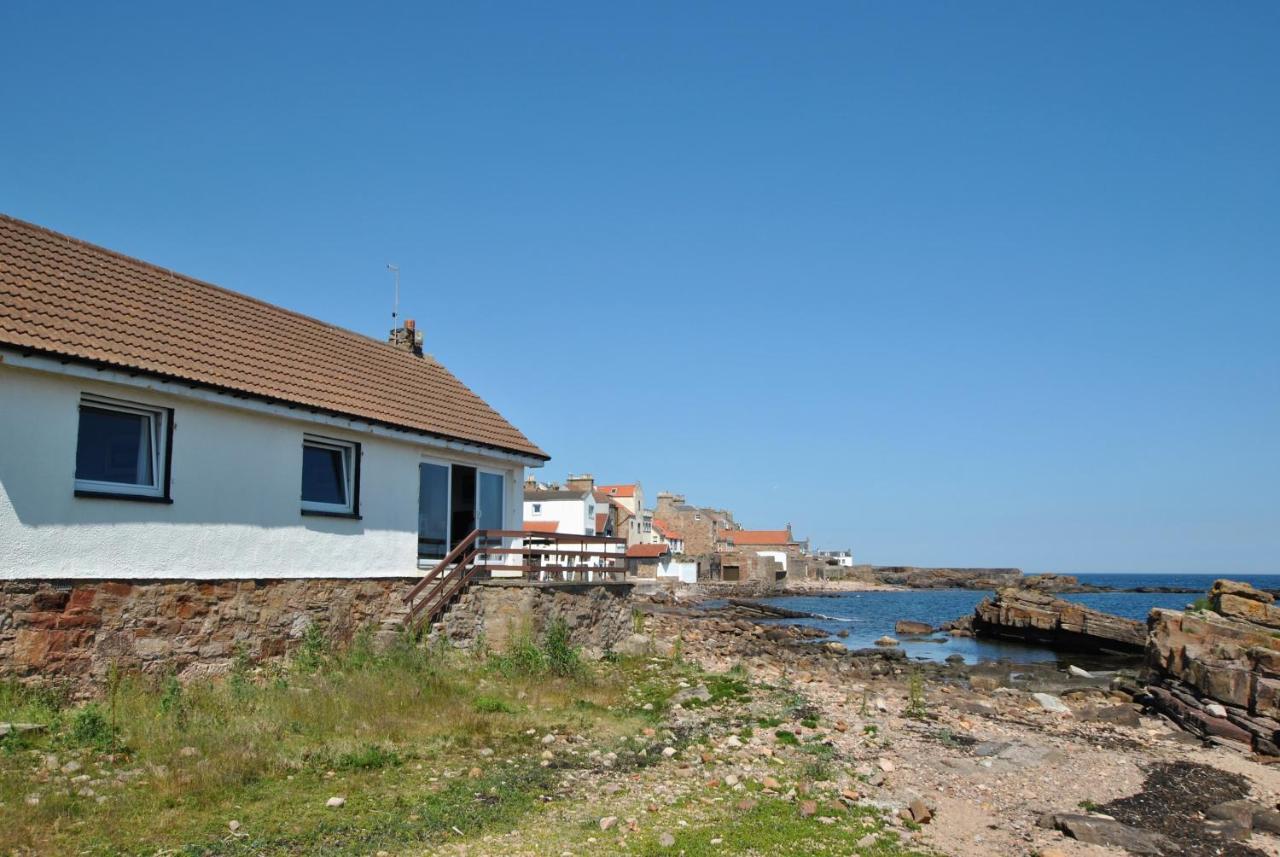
0;214;549;579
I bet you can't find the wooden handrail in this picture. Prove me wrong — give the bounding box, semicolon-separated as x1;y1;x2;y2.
481;529;628;545
405;528;480;604
405;528;635;627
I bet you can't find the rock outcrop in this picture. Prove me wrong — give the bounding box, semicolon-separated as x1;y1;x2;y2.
969;588;1146;654
1146;579;1280;755
862;566;1022;589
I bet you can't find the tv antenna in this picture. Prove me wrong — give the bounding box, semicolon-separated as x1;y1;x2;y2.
387;263;400;324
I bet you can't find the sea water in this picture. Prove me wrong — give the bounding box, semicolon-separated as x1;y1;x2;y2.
755;573;1280;666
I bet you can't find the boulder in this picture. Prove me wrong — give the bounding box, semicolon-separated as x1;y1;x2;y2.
1206;799;1258;828
1044;814;1172;855
613;634;654;657
894;620;934;636
1211;579;1274;605
1032;693;1071;714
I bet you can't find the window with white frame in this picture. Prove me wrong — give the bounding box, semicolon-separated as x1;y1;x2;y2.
74;394;170;499
301;435;359;515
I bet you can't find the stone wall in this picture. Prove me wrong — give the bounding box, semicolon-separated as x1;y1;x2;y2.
653;493;734;558
1146;580;1280;754
436;580;635;655
717;550;784;585
0;578;413;689
2;577;641;691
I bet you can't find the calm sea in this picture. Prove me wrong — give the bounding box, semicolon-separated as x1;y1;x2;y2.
756;573;1280;666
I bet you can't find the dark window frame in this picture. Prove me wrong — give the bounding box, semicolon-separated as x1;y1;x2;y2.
73;394;174;504
300;434;361;519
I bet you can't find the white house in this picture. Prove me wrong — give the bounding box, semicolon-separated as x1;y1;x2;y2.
594;482;645;545
523;487;599;536
0;214;548;579
816;550;855;568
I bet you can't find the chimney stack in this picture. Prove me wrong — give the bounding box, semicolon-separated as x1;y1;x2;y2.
389;318;424;357
566;474;595;493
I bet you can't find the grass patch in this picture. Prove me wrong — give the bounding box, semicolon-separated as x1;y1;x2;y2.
630;796;929;856
473;694;517;714
0;629;641;856
334;744;401;771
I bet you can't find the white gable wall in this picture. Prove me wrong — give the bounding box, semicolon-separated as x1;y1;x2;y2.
523;497;595;535
0;358;530;579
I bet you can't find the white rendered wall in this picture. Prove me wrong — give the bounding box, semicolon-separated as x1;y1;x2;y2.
522;498;594;535
0;362;527;579
756;550;788;571
658;560;698;583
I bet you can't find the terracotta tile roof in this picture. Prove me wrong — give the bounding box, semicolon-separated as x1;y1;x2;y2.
626;543;669;558
594;513;609;533
523;521;559;533
0;215;547;459
720;529;792;546
597;484;637;498
652;518;681;540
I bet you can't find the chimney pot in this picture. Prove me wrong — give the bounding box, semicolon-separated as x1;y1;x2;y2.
389;320;424;357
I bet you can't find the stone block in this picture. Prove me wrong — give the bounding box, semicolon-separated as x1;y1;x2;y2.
1217;594;1280;630
1187;659;1253;708
1253;677;1280;721
1212;579;1274;605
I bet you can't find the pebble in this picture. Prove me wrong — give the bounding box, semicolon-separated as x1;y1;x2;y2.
661;747;676;758
228;820;241;832
542;734;556;745
658;832;676;847
599;816;618;831
326;796;346;808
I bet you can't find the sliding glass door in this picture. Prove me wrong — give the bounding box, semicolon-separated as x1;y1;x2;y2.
417;462;449;561
418;462;506;564
477;471;505;547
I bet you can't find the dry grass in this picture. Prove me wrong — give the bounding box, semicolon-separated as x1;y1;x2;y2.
0;628;639;855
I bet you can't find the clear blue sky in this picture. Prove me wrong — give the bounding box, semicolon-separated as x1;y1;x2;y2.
3;2;1277;573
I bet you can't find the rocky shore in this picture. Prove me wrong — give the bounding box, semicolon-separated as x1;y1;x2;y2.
624;580;1280;854
1147;579;1280;758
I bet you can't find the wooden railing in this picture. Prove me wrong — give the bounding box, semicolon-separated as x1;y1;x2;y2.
404;529;629;628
